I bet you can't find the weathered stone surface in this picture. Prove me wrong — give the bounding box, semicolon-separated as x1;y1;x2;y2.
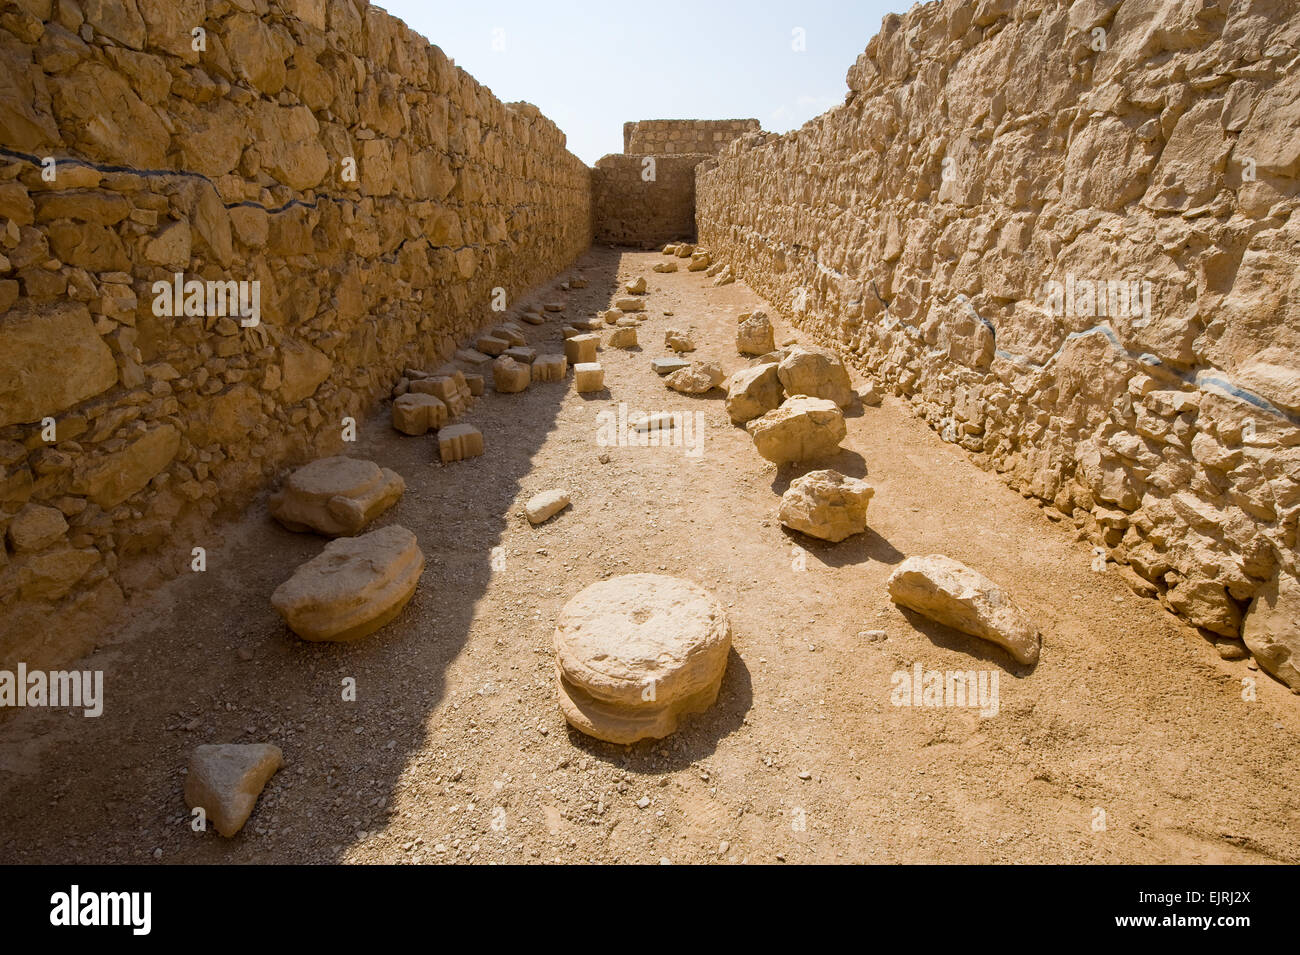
74;424;180;509
438;424;484;463
184;743;284;838
778;469;874;542
0;304;116;428
526;489;570;525
533;354;568;382
777;346;854;409
574;362;605;393
270;525;424;642
476;335;508;357
665;361;723;395
688;250;711;271
280;338;332;404
746;396;846;465
887;556;1042;665
737;311;775;356
725;363;783;424
609;325;638;349
652;356;691;376
269;457;404;537
664;328;695;353
653;261;678;273
6;503;68;553
492;356;531;394
625;276;647;294
391;393;447;436
553;574;732;743
614;297;645;312
1242;573;1300;690
564;333;599;365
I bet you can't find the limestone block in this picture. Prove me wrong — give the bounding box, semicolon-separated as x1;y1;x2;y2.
533;354;568;382
494;325;526;347
564;333;599;364
653;262;679;273
455;348;491;368
505;346;537;364
664;328;695;353
269;456;405;537
737;311;776;356
665;361;724;394
184;743;283;838
614;297;646;312
553;574;732;743
6;503;68;553
544;302;565;312
1242;572;1300;690
674;244;695;258
652;356;691;376
439;424;484;463
601;308;624;324
778;469;874;542
746;396;846;464
0;303;117;429
625;276;647;294
609;326;638;349
688;251;711;271
465;374;485;396
711;265;734;286
725;363;783;424
887;555;1042;665
519;311;545;326
492;356;531;393
777;346;854;409
526;489;571;525
391;392;447;435
270;525;424;642
574;362;605;392
476;335;508;356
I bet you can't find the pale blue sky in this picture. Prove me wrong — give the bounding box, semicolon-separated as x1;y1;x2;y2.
376;0;910;165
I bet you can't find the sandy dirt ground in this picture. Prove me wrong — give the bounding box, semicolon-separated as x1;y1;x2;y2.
1;246;1297;865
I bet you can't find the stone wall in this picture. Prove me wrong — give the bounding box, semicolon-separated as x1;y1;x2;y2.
592;153;706;247
624;119;760;156
0;0;592;669
698;0;1300;671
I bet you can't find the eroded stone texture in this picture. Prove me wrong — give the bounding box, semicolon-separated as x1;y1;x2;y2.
270;525;424;642
725;363;784;424
737;311;776;356
533;354;568;382
553;574;732;743
184;743;283;838
438;424;484;463
574;362;605;393
269;457;404;537
887;555;1041;665
778;469;874;542
526;489;570;525
492;356;531;394
746;396;847;465
391;393;448;436
564;334;599;365
665;361;723;395
1242;573;1300;690
776;346;854;409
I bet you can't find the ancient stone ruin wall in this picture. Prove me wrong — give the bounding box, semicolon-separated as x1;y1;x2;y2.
698;0;1300;649
623;118;761;156
0;0;591;670
592;153;706;247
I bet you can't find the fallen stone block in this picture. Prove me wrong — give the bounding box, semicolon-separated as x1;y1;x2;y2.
860;380;883;407
666;361;724;394
504;346;537;364
652;356;691;376
614;297;646;312
519;311;545;326
391;392;448;435
663;243;679;255
464;374;485;396
746;396;846;464
633;412;679;433
564;333;599;364
562;325;582;339
625;276;647;294
185;743;283;837
601;308;624;325
887;555;1042;665
1242;572;1300;690
493;356;531;393
494;326;526;347
653;261;679;273
609;326;638;349
712;265;735;286
664;328;695;353
476;335;508;357
533;354;568;382
553;574;732;744
725;362;783;424
574;362;605;392
688;251;711;271
674;243;695;258
778;346;854;409
737;311;776;356
269;456;405;537
544;302;565;312
570;277;588;289
271;525;425;642
526;489;571;525
778;469;874;542
455;348;491;368
439;424;484;463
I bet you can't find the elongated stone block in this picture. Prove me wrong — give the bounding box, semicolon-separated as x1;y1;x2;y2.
439;424;484;463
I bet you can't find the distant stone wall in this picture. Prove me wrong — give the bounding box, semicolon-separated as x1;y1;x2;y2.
592;153;705;247
624;119;760;156
0;0;592;670
698;0;1300;670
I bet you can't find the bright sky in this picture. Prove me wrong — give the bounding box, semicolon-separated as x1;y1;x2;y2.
376;0;910;165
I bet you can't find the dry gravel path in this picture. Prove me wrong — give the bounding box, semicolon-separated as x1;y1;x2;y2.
1;246;1297;865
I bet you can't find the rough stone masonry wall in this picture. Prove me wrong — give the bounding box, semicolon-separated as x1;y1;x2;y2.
698;0;1300;655
624;119;760;156
592;153;707;247
0;0;591;670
